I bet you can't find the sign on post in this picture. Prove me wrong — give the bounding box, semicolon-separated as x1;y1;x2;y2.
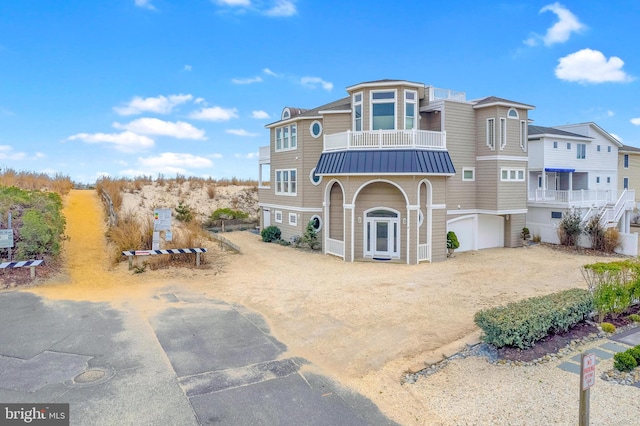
153;209;172;231
0;229;13;249
579;352;596;426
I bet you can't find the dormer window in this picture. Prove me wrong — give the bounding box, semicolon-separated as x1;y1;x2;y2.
282;108;291;120
371;90;396;130
507;108;519;119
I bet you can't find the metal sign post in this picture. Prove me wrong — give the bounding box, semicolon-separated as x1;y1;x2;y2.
579;352;596;425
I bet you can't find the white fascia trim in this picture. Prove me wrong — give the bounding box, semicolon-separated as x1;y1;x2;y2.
431;204;447;210
476;156;529;162
346;80;424;92
447;209;528;215
473;101;534;110
318;109;351;114
419;99;445;112
318;173;455;177
258;203;322;213
529;134;592;142
265;116;320;129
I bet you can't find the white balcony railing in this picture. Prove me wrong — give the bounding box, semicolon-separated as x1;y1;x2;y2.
418;243;429;262
259;145;270;164
326;238;345;258
528;189;618;205
323;130;446;152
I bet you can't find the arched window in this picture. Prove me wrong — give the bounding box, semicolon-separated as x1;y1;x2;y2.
507;108;519;119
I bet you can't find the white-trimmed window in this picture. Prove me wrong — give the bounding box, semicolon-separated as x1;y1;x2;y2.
507;108;519;119
309;120;322;138
577;143;586;159
624;154;629;168
607;176;611;184
462;168;475;181
309;167;322;186
370;90;396;130
520;120;527;151
624;177;629;189
275;211;283;223
275;169;297;195
353;92;363;131
404;90;417;130
608;146;612;153
282;108;291;120
486;118;495;150
553;141;558;149
310;215;323;232
567;142;571;150
500;168;525;182
597;145;601;152
288;213;297;226
596;176;600;184
499;117;507;150
275;124;297;151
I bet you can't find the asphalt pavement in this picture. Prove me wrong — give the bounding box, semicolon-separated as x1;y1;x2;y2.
0;290;397;425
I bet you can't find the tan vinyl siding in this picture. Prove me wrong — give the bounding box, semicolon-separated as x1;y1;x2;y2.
431;209;447;261
497;160;527;210
420;111;441;132
271;208;302;241
322;113;351;137
299;119;324;208
443;101;477;210
619;152;640;202
476;161;498;210
505;213;525;248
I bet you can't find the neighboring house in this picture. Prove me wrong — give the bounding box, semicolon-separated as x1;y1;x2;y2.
618;144;640;208
258;79;533;263
526;122;636;255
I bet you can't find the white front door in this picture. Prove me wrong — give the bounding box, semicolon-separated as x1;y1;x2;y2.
364;209;400;259
263;209;270;228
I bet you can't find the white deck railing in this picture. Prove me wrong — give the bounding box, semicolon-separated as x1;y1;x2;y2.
326;238;344;258
323;130;446;152
259;145;270;164
418;244;429;262
600;189;635;227
528;189;617;205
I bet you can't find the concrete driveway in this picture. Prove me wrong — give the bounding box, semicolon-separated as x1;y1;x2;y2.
0;290;397;425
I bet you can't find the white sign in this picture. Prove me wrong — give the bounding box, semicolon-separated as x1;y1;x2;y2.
153;209;172;231
152;231;160;250
0;229;13;249
165;231;172;242
582;353;596;390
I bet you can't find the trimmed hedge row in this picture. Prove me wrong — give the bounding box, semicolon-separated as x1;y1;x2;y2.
474;288;593;349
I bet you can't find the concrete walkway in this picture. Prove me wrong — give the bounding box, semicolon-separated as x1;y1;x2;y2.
0;290;397;425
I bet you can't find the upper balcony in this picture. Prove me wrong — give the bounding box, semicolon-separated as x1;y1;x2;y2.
323;129;446;152
259;145;270;164
528;189;618;207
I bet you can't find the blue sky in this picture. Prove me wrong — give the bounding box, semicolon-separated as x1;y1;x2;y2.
0;1;638;184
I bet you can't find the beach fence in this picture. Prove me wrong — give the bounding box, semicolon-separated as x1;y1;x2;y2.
0;260;44;280
122;248;208;270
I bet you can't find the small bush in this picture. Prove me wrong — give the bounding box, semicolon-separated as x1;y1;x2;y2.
558;209;582;247
629;346;640;363
474;288;593;349
301;220;319;250
601;322;616;333
603;228;621;253
628;314;640;323
210;208;249;221
446;231;459;250
614;351;638;372
261;225;281;242
175;202;193;223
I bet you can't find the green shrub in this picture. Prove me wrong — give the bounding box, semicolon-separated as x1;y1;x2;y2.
210;208;249;221
582;260;640;321
474;288;593;349
175;202;193;222
558;209;582;247
628;314;640;323
628;346;640;363
614;351;638;372
301;220;319;250
601;322;616;333
261;225;281;242
446;231;459;250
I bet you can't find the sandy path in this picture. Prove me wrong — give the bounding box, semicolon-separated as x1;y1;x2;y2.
26;189;640;425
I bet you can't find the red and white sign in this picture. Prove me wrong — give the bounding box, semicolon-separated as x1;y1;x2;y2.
134;250;152;256
582;353;596;390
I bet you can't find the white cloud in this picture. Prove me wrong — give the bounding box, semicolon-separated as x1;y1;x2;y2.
113;118;206;140
0;145;27;160
226;129;258;137
610;133;622;142
135;0;157;10
251;110;269;119
524;2;585;47
208;153;224;159
263;68;278;77
189;106;239;121
216;0;251;6
631;118;640;126
265;0;296;17
114;94;194;116
607;110;615;117
232;76;263;84
300;76;333;91
234;152;259;159
555;49;634;84
184;64;192;72
68;131;154;153
138;152;213;169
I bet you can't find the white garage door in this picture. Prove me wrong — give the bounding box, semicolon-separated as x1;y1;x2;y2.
447;214;504;252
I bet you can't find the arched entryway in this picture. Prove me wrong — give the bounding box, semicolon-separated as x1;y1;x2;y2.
364;208;401;259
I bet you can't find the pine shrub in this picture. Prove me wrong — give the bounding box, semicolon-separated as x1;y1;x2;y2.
614;351;638;372
261;225;281;242
601;322;616;333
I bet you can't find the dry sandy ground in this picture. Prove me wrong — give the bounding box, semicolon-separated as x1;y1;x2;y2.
25;190;640;425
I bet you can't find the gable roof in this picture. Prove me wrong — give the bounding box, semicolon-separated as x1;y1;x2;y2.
315;149;455;175
620;144;640;153
552;122;623;147
265;96;350;128
472;96;534;110
528;125;592;140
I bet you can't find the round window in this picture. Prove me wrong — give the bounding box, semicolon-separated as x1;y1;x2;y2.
309;120;322;138
309;167;322;185
310;215;323;232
